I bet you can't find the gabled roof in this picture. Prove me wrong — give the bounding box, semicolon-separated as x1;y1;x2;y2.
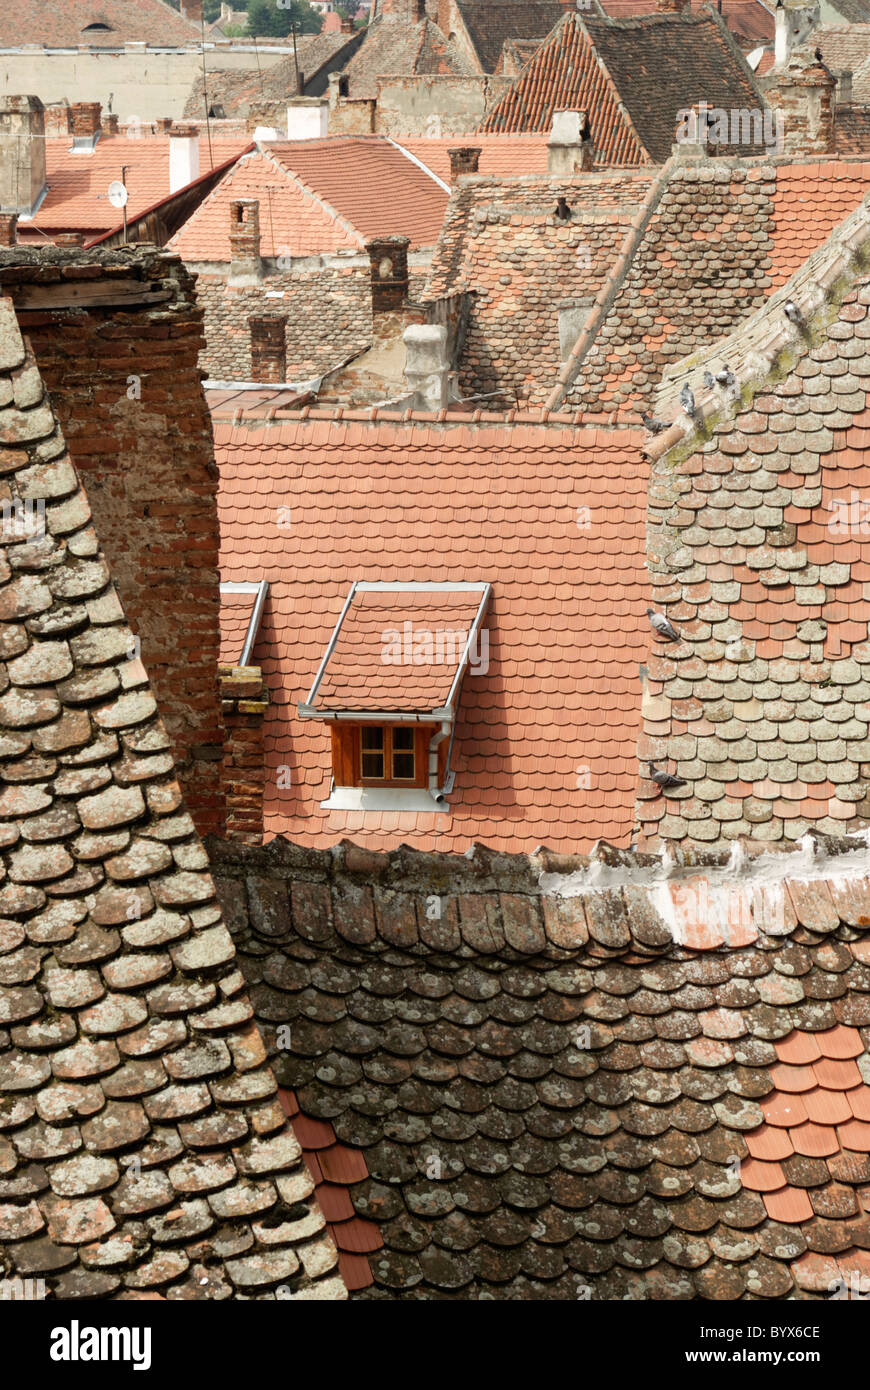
455;0;568;72
481;10;767;160
0;0;198;46
814;22;870;76
302;582;490;717
0;293;344;1301
216;414;649;852
169;138;449;261
22;134;250;239
480;12;648;161
342;13;475;98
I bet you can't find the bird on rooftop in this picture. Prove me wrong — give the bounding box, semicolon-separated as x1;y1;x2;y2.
715;366;736;388
649;763;688;790
784;300;804;327
646;607;680;641
679;384;695;416
702;371;715;390
641;413;666;434
815;46;823;62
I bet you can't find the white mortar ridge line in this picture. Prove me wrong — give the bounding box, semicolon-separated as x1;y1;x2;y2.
536;831;870;898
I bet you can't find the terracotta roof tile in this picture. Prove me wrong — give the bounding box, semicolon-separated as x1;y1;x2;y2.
216;417;648;852
0;0;197;45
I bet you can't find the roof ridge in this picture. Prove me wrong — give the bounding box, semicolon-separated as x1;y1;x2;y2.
644;185;870;460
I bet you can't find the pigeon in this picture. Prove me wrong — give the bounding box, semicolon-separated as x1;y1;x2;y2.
679;383;695;417
641;413;667;435
715;366;736;388
702;371;715;390
649;763;688;790
815;46;823;62
784;300;804;327
646;607;680;641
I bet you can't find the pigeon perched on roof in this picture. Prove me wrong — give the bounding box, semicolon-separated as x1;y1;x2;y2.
715;366;736;388
784;300;804;327
649;763;688;790
646;607;680;641
641;413;667;435
702;371;715;390
679;384;695;416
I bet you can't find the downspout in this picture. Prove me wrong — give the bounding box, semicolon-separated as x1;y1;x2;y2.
428;719;451;801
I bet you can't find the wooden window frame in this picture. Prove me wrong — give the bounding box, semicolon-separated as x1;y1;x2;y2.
331;723;437;790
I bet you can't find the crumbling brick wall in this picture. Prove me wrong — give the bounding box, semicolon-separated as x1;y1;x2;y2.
0;245;226;838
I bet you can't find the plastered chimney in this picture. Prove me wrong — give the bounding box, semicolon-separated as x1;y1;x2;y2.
0;96;47;216
547;110;594;173
170;123;200;194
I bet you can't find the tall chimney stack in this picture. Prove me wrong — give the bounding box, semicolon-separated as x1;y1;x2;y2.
249;315;288;383
228;199;263;286
0;97;47;216
169;123;201;194
448;146;481;180
0;213;18;247
367;235;410;313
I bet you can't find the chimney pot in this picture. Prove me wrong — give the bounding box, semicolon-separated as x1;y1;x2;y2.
229;198;263;285
367;235;410;312
0;213;18;246
448;146;481;179
249;314;287;383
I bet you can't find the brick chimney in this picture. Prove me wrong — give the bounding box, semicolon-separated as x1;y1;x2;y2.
0;213;18;247
448;146;481;180
759;48;835;156
44;101;71;137
0;97;47;217
179;0;204;19
249;315;287;383
55;232;85;246
104;113;120;135
70;101;102;152
156;117;173;134
340;14;355;31
547;110;594;173
228;199;263;286
169;123;200;194
367;235;410;312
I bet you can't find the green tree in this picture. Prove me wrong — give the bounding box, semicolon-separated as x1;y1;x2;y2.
246;0;321;36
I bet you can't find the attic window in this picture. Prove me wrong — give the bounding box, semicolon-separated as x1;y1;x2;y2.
82;21;114;30
299;580;491;812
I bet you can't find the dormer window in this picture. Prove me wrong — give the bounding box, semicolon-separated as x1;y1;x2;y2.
299;580;491;813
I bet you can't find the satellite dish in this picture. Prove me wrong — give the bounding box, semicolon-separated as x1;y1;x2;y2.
107;180;128;209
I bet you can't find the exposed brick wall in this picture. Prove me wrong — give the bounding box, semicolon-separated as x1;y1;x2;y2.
195;266;429;380
0;246;226;838
220;666;269;844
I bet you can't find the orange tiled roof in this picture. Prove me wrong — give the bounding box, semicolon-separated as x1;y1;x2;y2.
0;0;198;45
309;584;488;714
23;133;250;238
480;12;647;164
770;160;870;289
219;584;262;667
216;415;649;853
396;134;549;181
599;0;774;46
170;138;449;261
